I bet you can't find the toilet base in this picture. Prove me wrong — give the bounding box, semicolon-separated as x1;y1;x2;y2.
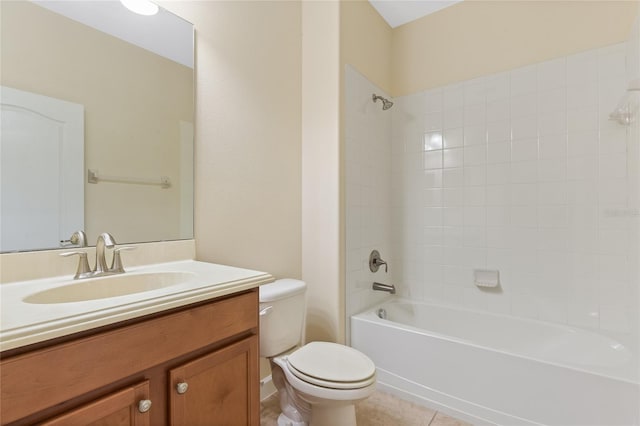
276;399;358;426
277;413;306;426
309;403;357;426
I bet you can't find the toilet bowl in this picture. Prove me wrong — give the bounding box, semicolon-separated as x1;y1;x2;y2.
259;280;376;426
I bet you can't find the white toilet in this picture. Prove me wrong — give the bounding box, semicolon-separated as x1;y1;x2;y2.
259;279;376;426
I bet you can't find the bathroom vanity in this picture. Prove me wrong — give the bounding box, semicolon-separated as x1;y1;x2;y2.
0;260;273;426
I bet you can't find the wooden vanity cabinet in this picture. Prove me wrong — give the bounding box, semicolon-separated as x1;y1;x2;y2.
0;289;260;426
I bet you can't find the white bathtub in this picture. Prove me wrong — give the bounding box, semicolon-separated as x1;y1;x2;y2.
351;299;639;425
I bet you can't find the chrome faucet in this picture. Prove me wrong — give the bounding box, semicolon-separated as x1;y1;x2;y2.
60;232;135;279
372;282;396;294
95;232;116;275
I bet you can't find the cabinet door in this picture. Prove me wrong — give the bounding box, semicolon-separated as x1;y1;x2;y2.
41;381;151;426
169;336;259;426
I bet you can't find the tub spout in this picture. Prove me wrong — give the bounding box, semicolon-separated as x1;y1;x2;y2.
372;282;396;294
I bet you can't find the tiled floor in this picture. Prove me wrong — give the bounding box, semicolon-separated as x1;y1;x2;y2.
260;391;471;426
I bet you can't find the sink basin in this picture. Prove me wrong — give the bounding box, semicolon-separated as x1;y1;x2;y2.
23;272;195;304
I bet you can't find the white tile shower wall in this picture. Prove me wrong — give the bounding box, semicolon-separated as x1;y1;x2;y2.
391;42;639;335
345;66;394;329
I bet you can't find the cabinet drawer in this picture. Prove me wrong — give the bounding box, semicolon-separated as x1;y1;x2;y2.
1;290;257;424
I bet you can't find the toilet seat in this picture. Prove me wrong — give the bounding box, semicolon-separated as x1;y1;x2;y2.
272;356;377;403
286;342;376;390
287;362;376;390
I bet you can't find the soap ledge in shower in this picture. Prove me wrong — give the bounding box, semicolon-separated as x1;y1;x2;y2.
474;269;499;288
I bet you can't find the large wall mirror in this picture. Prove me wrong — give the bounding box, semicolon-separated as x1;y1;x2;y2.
0;0;194;252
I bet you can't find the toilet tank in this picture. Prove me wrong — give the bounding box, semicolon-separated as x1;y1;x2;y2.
259;279;307;358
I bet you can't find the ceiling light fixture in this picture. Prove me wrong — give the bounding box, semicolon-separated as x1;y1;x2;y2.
120;0;159;16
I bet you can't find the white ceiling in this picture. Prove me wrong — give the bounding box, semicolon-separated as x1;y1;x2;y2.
368;0;463;28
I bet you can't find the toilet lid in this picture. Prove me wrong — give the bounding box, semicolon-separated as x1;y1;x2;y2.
286;342;376;389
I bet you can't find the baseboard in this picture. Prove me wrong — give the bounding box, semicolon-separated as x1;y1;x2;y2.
260;374;277;401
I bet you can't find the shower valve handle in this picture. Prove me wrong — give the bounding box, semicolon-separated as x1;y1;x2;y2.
369;250;388;273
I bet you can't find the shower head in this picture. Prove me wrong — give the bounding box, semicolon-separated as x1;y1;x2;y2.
372;93;393;110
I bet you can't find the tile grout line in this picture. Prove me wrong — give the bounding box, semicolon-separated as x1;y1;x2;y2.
427;410;438;426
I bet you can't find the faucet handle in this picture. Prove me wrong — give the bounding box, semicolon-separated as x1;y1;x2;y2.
369;250;388;273
60;251;91;279
111;246;136;273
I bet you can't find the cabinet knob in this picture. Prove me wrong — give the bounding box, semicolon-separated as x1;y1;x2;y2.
176;382;189;394
138;399;152;413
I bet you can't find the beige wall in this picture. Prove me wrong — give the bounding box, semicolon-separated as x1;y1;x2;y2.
340;0;392;95
302;0;342;344
161;1;302;280
392;0;639;96
1;1;192;245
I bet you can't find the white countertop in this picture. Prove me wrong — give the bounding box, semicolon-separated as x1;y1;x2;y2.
0;260;273;352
